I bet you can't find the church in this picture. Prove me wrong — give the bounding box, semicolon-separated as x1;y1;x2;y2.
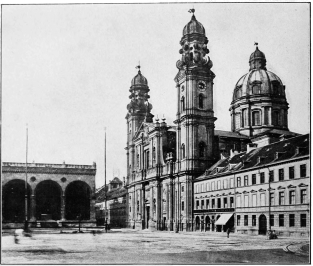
125;10;308;232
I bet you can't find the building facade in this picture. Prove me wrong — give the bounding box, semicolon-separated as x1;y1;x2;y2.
95;177;127;228
2;162;96;228
194;134;310;237
125;10;309;235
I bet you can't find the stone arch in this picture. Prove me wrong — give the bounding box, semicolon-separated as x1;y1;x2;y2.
195;216;200;231
2;179;31;222
65;181;91;220
205;216;211;231
35;180;62;220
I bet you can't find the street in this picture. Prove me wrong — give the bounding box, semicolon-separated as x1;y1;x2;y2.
2;229;309;264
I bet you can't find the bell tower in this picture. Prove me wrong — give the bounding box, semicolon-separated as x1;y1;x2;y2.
125;67;153;185
174;10;216;175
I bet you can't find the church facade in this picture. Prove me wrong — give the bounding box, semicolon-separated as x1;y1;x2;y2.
125;11;308;233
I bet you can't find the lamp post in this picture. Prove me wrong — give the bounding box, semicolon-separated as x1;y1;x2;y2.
104;127;108;232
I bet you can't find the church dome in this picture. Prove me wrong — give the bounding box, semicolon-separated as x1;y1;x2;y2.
131;70;148;87
232;69;284;101
183;15;205;36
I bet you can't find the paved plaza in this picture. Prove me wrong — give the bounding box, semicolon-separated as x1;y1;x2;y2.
1;229;309;264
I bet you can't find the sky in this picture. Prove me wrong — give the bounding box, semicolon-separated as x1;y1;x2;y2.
2;3;310;188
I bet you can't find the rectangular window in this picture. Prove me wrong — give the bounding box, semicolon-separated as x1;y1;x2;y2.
217;181;221;190
237;177;241;187
196;184;199;193
230;197;234;208
252;215;256;226
223;179;228;189
252;174;256;185
300;164;306;177
301;214;306;227
279;169;284;181
201;184;204;192
236;195;241;208
260;193;265;206
206;199;210;209
244;215;248;226
270;214;274;226
230;178;234;188
289;166;294;179
217;198;221;208
279;214;284;227
223;198;228;208
206;183;210;192
260;172;265;184
269;170;274;182
212;199;215;209
289;214;295;227
196;200;199;209
182;201;184;211
211;182;215;191
289;191;295;205
270;192;275;206
201;200;204;209
244;175;248;186
182;186;184;192
244;195;249;207
279;191;285;205
300;189;307;204
129;206;131;213
252;194;257;207
237;215;241;226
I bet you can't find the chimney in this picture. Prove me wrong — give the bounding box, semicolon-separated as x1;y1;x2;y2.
247;143;258;153
230;149;239;158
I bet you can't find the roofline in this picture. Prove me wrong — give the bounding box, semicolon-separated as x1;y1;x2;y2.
194;154;309;182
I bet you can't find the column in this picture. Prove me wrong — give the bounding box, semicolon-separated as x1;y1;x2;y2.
29;194;36;222
142;185;145;229
156;182;161;230
149;185;153;226
61;192;65;221
269;107;272;125
169;179;174;231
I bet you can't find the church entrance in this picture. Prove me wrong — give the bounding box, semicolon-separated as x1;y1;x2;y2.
259;214;267;235
146;206;150;229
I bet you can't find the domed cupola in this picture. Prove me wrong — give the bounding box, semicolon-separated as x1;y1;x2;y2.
131;70;148;87
183;14;206;37
230;44;289;137
127;66;153;122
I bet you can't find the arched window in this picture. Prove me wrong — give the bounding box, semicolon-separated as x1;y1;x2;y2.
199;94;204;109
181;144;185;159
235;88;242;99
146;151;150;169
137;154;140;168
181;96;185;111
252;111;261;126
264;107;270;125
242;109;247;127
199;142;205;157
272;110;280;126
235;113;241;128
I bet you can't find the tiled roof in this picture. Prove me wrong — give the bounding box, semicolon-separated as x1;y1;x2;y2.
201;134;309;178
252;128;300;138
214;130;250;139
96;186;127;202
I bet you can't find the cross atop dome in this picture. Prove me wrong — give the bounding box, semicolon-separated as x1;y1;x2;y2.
135;62;141;73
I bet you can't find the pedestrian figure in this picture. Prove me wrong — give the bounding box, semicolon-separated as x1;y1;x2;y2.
14;229;23;244
226;227;230;238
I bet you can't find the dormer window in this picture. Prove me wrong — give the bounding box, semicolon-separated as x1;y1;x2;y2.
252;84;260;94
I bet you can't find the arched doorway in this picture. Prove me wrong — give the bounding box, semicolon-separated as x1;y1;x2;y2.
65;181;91;220
36;180;61;220
195;216;200;231
205;216;210;231
259;214;267;235
211;215;215;231
2;180;31;222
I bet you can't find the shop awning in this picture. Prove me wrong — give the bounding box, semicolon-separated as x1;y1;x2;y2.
215;213;233;225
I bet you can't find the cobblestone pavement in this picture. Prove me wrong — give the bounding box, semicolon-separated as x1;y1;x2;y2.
1;229;310;264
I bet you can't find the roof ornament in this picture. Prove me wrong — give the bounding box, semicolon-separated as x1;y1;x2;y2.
135;61;141;73
254;42;259;50
188;8;195;19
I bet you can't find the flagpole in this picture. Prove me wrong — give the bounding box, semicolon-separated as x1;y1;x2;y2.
104;127;107;232
25;124;28;231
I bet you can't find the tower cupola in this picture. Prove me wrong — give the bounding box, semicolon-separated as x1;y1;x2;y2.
249;44;267;70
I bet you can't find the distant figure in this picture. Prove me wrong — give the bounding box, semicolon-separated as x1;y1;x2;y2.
14;229;23;244
226;227;230;238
